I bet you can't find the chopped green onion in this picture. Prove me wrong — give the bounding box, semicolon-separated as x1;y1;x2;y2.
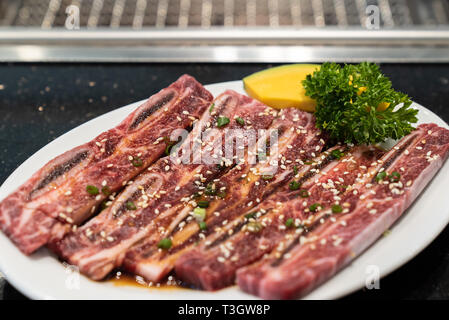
216;191;227;199
331;149;344;160
165;145;172;156
100;201;108;211
236;117;245;126
304;160;313;165
289;181;301;191
261;175;273;181
217;116;230;128
126;201;137;210
309;203;321;212
86;185;99;195
163;137;179;156
293;165;299;175
245;212;256;219
285;218;294;228
163;136;171;144
376;171;387;182
209;103;215;113
299;190;309;198
332;204;343;213
193;207;207;221
197;200;210;208
199;221;207;230
157;238;172;250
101;186;111;196
204;182;217;195
389;171;401;182
247;222;262;233
164;137;182;156
131;157;143;167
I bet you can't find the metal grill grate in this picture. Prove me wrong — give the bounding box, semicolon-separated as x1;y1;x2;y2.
1;0;449;63
1;0;449;29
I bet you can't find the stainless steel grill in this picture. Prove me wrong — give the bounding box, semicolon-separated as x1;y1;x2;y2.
1;0;449;63
1;0;449;28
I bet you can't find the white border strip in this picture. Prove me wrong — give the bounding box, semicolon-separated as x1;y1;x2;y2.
0;45;449;63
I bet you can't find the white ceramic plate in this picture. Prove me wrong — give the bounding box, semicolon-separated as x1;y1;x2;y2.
1;80;448;300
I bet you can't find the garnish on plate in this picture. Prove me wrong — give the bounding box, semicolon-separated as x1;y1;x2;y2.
302;62;418;145
243;64;320;112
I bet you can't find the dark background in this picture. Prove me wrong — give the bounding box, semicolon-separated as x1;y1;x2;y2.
0;63;448;299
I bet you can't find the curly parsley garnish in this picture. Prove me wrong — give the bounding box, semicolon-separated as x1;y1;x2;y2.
302;62;418;145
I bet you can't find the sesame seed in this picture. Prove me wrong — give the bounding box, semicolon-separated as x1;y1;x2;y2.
333;238;343;246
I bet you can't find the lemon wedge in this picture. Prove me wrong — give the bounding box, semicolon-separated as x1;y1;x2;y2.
243;64;320;112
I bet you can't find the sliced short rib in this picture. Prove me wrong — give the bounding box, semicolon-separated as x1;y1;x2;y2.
236;123;449;299
55;90;276;280
123;108;327;282
0;75;213;254
174;145;385;290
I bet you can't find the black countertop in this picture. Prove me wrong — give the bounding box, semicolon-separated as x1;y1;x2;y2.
0;63;448;300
